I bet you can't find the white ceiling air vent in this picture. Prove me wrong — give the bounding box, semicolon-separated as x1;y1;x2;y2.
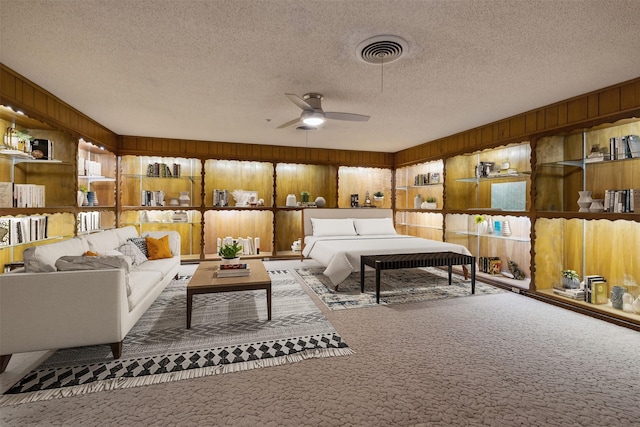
356;35;408;64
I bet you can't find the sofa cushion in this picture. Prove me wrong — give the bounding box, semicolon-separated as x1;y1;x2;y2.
135;256;178;279
146;235;172;260
142;231;180;256
23;237;89;273
127;237;149;257
86;229;120;253
128;270;163;311
115;226;139;245
117;241;148;266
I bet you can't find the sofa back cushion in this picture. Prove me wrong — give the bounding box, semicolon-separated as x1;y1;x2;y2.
23;237;90;272
85;229;120;254
115;226;139;245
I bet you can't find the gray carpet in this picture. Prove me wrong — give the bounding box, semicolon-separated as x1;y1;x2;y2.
1;270;352;406
296;266;504;309
2;260;640;426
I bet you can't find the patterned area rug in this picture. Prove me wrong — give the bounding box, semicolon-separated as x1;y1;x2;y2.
2;270;352;405
295;267;504;310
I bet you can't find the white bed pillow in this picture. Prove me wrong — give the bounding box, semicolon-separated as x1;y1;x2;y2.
311;218;357;237
353;218;397;235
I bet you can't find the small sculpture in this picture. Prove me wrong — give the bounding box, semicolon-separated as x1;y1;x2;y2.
508;259;526;280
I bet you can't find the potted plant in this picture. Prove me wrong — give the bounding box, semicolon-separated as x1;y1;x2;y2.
300;191;310;203
562;269;580;289
219;241;243;264
425;196;437;209
373;191;384;201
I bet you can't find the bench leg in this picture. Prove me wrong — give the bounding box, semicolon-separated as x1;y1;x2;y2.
360;258;365;292
471;259;476;294
448;264;453;285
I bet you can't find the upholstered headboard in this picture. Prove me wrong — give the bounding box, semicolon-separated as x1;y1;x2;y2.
302;208;393;237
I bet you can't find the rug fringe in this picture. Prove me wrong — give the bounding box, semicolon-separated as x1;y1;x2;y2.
0;347;355;407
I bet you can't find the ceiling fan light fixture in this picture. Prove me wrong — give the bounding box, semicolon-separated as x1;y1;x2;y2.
302;116;325;126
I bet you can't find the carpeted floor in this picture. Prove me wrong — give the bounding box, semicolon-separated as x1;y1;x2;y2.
295;266;504;309
2;260;640;426
1;269;352;406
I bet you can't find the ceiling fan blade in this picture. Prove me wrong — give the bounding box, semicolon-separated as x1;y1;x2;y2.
285;93;314;111
276;117;302;129
325;112;370;122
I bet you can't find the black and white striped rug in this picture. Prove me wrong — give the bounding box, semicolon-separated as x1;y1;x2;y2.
2;270;352;405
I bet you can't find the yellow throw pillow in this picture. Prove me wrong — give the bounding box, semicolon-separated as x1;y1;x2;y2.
83;251;99;257
145;235;173;260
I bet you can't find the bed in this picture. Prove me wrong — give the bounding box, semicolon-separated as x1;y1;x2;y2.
301;208;473;288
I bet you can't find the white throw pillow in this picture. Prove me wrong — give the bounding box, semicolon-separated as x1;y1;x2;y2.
117;241;148;266
311;218;357;237
353;218;397;235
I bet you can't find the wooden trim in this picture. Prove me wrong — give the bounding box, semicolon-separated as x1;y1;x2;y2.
0;64;119;152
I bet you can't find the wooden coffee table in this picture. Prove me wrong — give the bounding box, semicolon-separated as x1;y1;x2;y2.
186;259;272;329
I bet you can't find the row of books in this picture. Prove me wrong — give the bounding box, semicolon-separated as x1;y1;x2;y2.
8;183;46;208
78;158;102;176
553;275;608;304
146;163;182;178
216;263;251;277
0;216;48;246
141;190;166;206
78;211;101;233
478;256;501;275
603;188;640;213
609;135;640;160
414;172;440;186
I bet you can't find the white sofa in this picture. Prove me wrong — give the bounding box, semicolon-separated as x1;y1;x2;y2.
0;226;181;373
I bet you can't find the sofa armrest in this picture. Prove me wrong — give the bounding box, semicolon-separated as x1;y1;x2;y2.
0;269;129;356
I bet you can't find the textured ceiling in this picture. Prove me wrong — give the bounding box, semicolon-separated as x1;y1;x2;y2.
1;0;640;153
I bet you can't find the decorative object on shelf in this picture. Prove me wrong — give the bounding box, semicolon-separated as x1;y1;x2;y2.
589;199;604;212
231;190;258;207
622;292;635;312
363;191;372;207
86;191;96;207
172;211;188;223
586;144;605;162
373;191;384;204
485;217;493;235
423;196;436;209
493;220;501;236
577;190;593;212
257;198;265;206
301;191;310;203
414;194;422;209
77;190;85;207
219;241;243;265
286;193;297;207
178;191;191;207
632;295;640;314
350;194;359;207
291;238;302;252
502;220;511;237
610;286;626;310
561;270;580;289
168;198;179;206
314;196;326;207
508;259;526;280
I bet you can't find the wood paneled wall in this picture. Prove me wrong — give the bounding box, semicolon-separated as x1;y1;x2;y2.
0;64;118;152
395;77;640;166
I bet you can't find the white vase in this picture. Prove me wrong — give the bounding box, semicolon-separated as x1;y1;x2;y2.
286;194;297;207
220;257;241;265
502;220;512;237
414;194;423;209
589;199;604;212
577;191;592;212
315;196;326;207
178;191;191;207
77;191;85;207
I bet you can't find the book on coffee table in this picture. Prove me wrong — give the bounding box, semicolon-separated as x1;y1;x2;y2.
216;264;251;277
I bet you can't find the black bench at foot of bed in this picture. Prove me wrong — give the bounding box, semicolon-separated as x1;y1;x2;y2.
360;252;476;304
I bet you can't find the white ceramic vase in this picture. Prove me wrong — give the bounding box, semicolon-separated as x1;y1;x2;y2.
220;257;241;265
286;194;297;207
577;191;592;212
589;199;604;212
77;191;85;207
502;220;512;237
414;194;423;209
179;191;191;207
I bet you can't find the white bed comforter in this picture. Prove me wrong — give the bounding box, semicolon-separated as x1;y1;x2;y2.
302;235;472;286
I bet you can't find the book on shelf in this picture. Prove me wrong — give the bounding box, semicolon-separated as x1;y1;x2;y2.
552;287;586;300
603;189;640;213
0;215;48;246
584;275;607;304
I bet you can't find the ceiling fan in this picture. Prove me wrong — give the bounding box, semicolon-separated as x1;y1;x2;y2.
277;93;370;129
